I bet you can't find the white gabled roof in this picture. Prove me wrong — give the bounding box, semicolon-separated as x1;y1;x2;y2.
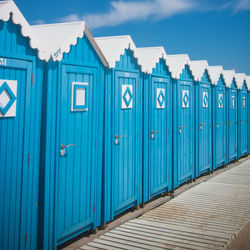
0;1;49;60
223;70;235;88
245;76;250;91
32;22;108;65
134;47;167;74
235;73;246;90
95;35;138;68
189;60;209;82
166;54;191;79
207;66;224;85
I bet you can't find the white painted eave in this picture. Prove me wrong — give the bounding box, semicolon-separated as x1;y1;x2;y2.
32;22;108;66
134;47;167;74
235;73;246;90
0;1;49;61
245;76;250;91
207;66;224;85
189;60;209;82
166;54;191;79
95;35;138;69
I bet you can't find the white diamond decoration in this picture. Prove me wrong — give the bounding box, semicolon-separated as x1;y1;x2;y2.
0;89;10;109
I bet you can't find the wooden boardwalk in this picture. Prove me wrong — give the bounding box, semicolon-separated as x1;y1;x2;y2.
81;159;250;249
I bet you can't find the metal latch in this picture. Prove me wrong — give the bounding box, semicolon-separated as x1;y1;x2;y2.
151;130;160;139
200;123;206;130
115;134;125;145
179;126;184;134
60;144;75;157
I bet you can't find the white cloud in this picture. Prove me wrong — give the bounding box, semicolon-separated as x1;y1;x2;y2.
31;19;45;25
60;0;198;28
219;0;250;12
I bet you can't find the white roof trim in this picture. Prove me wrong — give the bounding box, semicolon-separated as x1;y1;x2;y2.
134;47;168;74
222;70;235;88
32;22;108;65
95;35;138;69
245;76;250;91
189;60;209;82
166;54;191;79
235;73;246;90
207;66;223;85
0;1;49;61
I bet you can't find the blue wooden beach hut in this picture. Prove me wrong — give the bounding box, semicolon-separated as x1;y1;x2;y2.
246;76;250;155
95;36;143;224
0;2;48;250
190;60;212;177
223;70;238;163
32;22;108;248
211;70;227;169
167;54;195;189
235;73;248;158
135;47;173;203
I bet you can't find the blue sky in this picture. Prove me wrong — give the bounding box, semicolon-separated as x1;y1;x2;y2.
14;0;250;74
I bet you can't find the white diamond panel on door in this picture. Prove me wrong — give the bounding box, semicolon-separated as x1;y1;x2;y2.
202;91;208;108
156;88;165;109
121;84;133;109
0;79;17;117
218;94;223;108
182;90;189;108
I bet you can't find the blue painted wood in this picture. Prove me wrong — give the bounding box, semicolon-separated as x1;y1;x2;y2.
195;70;212;177
0;20;44;250
143;59;172;203
39;35;105;249
173;65;195;189
212;76;227;170
103;49;142;224
237;82;248;158
227;79;238;163
248;91;250;155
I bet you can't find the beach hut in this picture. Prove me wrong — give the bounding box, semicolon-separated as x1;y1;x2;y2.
223;70;237;163
0;2;48;250
135;47;172;203
211;70;227;169
95;36;143;224
167;54;195;189
246;76;250;155
235;73;248;158
190;60;212;177
32;22;108;248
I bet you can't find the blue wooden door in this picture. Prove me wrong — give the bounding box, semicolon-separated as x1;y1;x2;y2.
238;90;247;157
149;77;169;197
198;84;212;173
113;71;139;215
214;86;226;167
228;89;237;161
57;65;97;242
177;81;194;183
0;59;37;250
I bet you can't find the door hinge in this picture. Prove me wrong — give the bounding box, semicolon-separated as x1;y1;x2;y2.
168;129;170;135
137;133;139;140
36;201;39;207
32;74;34;85
25;233;28;246
137;185;139;193
93;205;95;213
28;153;30;165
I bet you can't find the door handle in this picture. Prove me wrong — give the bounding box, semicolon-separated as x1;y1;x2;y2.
115;134;125;145
179;126;184;134
200;123;206;130
151;130;160;139
60;144;75;157
216;122;221;128
229;121;232;126
241;120;244;124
